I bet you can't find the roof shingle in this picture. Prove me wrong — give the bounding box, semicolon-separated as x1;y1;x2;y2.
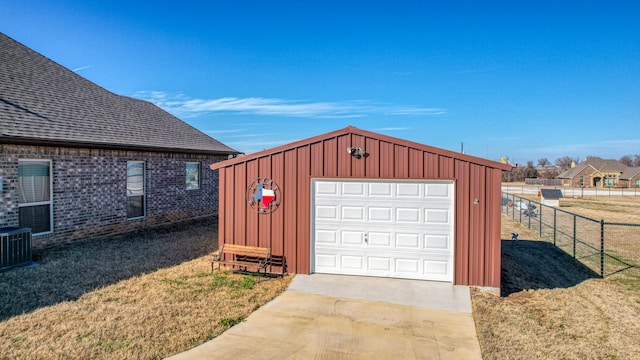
0;33;238;155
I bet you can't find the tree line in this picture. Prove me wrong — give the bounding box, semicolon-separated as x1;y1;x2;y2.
503;154;640;182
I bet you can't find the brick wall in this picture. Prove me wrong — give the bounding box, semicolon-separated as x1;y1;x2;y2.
0;143;226;249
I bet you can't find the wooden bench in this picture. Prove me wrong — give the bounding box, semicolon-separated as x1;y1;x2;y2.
211;244;271;282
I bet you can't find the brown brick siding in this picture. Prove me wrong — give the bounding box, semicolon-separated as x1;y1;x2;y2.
566;167;596;188
0;143;226;249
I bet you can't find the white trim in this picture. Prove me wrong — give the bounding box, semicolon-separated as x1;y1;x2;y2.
17;159;53;235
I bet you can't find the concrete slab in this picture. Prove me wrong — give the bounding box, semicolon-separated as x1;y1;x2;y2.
166;275;482;360
289;273;473;313
166;291;482;360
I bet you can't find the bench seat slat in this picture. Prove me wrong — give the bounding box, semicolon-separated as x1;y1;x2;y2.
212;243;272;282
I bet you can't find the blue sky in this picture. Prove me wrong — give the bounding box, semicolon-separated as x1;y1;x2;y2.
3;0;639;165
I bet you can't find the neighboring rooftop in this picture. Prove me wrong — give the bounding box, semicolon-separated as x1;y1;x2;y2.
540;189;563;199
558;157;631;179
0;32;238;155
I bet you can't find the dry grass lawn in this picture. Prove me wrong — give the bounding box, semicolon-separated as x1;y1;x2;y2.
0;218;291;359
4;197;640;359
473;214;640;359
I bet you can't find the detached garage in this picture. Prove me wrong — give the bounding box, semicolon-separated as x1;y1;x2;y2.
210;126;512;288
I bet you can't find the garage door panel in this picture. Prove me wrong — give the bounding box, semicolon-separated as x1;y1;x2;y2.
341;255;365;270
424;234;450;250
316;205;338;220
395;258;419;274
316;253;337;268
425;183;450;197
369;207;392;221
342;182;365;196
369;182;392;197
313;179;454;282
341;231;364;246
396;183;421;197
342;206;364;221
396;207;420;223
316;181;339;195
316;230;337;245
396;233;420;249
368;232;391;247
368;256;391;271
425;209;450;224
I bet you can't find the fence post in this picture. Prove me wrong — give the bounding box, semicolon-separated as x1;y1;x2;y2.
573;215;578;259
527;200;531;229
539;203;543;238
600;220;605;278
553;208;557;246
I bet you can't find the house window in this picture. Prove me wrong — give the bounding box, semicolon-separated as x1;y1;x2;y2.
579;176;584;187
636;179;640;188
18;160;53;234
186;162;200;190
604;175;617;187
127;161;145;219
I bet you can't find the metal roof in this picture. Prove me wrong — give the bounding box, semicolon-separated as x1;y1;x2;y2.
211;125;513;171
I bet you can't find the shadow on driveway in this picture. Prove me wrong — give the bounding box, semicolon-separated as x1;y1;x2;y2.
501;239;600;297
0;217;217;322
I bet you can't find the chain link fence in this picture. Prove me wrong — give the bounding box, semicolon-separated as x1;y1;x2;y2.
502;192;640;277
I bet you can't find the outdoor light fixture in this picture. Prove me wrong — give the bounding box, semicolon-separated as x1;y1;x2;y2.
346;147;365;159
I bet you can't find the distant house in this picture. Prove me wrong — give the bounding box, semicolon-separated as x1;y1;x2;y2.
0;33;239;249
557;157;638;188
620;167;640;189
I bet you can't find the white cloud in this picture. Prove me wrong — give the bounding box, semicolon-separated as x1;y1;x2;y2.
73;65;92;72
134;91;446;119
205;129;244;135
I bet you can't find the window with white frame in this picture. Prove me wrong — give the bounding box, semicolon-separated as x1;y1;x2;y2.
127;161;145;219
636;179;640;188
604;175;617;187
185;162;200;190
18;159;53;234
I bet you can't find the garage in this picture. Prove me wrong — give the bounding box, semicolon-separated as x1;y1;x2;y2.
210;126;512;289
313;179;454;281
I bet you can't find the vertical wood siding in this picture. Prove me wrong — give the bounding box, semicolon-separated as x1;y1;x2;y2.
213;128;508;288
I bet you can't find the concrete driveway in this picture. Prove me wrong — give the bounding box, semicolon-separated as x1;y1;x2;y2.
166;274;482;359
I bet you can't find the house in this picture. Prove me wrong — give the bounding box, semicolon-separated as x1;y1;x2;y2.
0;33;239;249
620;167;640;188
557;157;636;188
209;126;512;289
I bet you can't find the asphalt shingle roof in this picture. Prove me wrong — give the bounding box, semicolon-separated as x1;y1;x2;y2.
557;157;631;179
0;33;238;155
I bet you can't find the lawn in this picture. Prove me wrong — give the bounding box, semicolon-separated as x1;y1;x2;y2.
3;205;639;359
472;214;640;359
0;217;291;359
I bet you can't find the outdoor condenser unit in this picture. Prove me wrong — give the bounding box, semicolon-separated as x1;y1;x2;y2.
0;227;32;272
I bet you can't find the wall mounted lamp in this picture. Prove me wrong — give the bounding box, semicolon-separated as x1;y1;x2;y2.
346;147;366;159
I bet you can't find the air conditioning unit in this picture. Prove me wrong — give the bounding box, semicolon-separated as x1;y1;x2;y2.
0;227;32;272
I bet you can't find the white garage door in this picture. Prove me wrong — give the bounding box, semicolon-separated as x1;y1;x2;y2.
312;179;454;282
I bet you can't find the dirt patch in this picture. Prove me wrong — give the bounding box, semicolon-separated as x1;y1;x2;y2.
0;218;291;359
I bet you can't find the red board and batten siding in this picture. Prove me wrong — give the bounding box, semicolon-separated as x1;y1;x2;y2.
211;126;512;288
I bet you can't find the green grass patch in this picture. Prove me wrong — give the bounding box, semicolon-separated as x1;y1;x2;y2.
218;316;245;327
